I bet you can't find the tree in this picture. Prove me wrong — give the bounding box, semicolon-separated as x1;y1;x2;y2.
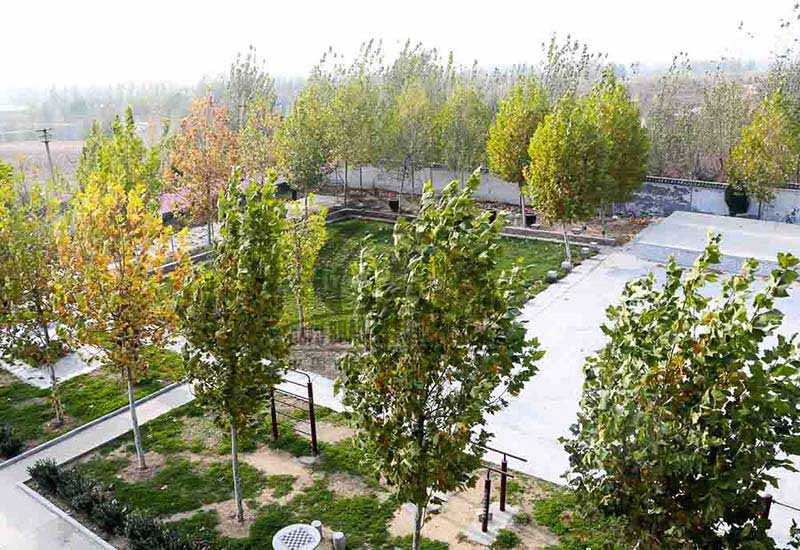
75;108;164;197
696;70;752;180
585;70;649;231
645;54;699;178
168;94;238;244
563;235;800;548
526;94;604;262
177;170;289;523
436;84;491;183
238;92;281;186
337;172;541;550
386;79;439;194
331;74;379;205
487;76;549;221
275;80;333;205
225;46;276;132
729;90;800;218
0;164;66;424
56;149;187;470
281;196;327;342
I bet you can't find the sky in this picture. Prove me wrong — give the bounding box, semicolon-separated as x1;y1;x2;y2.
0;0;797;88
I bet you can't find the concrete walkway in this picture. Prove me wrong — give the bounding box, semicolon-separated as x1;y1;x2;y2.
0;384;195;549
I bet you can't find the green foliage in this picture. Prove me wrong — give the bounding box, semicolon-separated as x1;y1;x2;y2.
730;90;800;206
28;458;62;492
563;234;800;548
492;529;520;549
338;172;542;548
264;474;296;498
225;46;276;131
585;69;649;205
0;424;23;458
532;491;627;550
526;94;604;226
388;535;449;550
436;84;491;178
167;510;219;546
282;195;327;337
487;76;549;185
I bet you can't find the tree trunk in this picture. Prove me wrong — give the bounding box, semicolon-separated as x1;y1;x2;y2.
518;188;526;227
40;320;63;425
297;297;305;343
412;501;425;550
600;201;607;237
359;166;363;191
207;219;213;247
344;161;349;207
561;223;572;263
231;423;244;522
126;366;147;469
758;200;763;220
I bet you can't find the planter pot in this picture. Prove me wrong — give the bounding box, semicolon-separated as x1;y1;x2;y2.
725;185;749;217
291;189;298;201
388;199;400;213
277;182;291;195
524;212;537;227
488;209;498;223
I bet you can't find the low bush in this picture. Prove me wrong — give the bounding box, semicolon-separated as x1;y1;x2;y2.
492;529;521;549
0;424;24;458
125;512;200;550
28;458;61;493
91;498;128;534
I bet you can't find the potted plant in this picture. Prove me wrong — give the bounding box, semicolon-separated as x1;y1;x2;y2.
724;182;749;217
387;192;400;213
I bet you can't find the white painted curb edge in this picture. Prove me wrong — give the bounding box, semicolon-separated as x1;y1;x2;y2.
0;380;186;471
16;482;116;549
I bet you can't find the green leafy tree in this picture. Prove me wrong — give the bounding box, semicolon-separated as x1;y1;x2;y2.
487;76;549;221
563;235;800;548
585;70;649;232
331;75;379;205
275;80;334;203
282;196;327;341
56;164;187;470
729;90;800;217
177;170;289;523
436;84;491;183
337;172;541;550
238;92;281;186
526;95;604;262
0;164;66;424
75;108;163;197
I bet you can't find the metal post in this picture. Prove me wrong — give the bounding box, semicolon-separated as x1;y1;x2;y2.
270;388;279;441
760;494;773;520
307;381;318;456
481;470;491;533
500;455;508;512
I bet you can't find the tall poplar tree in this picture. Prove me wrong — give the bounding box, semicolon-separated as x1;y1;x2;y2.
178;171;289;523
338;172;541;550
487;76;549;221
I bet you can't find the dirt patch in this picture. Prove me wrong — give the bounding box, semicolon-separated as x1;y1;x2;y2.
326;472;377;498
241;446;313;479
313;421;354;444
118;451;167;482
167;498;260;539
389;479;558;550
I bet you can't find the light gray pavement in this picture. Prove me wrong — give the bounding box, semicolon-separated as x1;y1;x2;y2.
0;384;195;549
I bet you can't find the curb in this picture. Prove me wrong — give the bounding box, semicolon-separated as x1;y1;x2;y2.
16;482;116;549
0;381;186;471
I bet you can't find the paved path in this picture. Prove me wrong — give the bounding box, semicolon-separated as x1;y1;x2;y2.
0;384;195;549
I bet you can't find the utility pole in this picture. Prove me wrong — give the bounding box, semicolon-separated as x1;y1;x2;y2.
37;128;56;184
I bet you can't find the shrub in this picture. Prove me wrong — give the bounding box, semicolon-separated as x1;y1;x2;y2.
563;236;800;548
28;458;61;493
492;529;520;549
512;511;531;525
125;513;198;550
0;424;24;458
57;471;100;515
92;498;128;535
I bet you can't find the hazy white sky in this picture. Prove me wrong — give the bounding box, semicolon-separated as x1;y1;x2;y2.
1;0;797;87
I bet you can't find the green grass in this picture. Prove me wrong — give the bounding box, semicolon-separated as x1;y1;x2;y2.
264;474;296;498
0;346;184;448
532;490;628;550
305;219;571;341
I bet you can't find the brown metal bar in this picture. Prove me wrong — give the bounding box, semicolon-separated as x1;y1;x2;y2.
760;494;774;519
308;381;318;456
500;456;508;512
270;388;279;441
481;470;491;533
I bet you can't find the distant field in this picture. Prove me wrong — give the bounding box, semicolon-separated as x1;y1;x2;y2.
0;140;83;182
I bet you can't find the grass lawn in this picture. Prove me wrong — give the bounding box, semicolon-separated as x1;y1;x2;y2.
305;219;575;339
0;346;183;453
